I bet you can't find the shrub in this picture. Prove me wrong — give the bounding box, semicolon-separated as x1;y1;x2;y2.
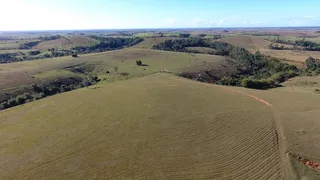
241;78;275;89
216;77;241;86
136;60;142;66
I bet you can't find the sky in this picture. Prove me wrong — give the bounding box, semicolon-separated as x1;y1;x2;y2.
1;0;320;30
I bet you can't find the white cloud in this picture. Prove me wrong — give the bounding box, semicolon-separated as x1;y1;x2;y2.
304;16;317;18
289;20;301;25
165;18;177;24
219;19;225;25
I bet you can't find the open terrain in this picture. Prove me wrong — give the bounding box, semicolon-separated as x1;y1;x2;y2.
34;36;98;51
1;28;320;179
0;73;282;180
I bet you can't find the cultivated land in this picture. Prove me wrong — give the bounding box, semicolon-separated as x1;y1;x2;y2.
1;28;320;179
0;74;282;180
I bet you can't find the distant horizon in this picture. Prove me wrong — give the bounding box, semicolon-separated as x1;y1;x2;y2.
1;26;320;33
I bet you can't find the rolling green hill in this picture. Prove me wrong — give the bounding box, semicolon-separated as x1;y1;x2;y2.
0;73;283;180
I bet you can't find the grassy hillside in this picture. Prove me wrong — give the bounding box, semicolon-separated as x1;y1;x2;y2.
0;73;282;180
34;36;98;51
133;37;177;49
217;35;271;52
233;80;320;179
0;48;226;90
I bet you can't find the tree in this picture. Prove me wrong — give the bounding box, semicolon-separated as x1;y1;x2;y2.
136;60;142;66
179;33;191;38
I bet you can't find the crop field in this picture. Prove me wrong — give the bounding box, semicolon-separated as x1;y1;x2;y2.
0;73;283;180
217;35;271;52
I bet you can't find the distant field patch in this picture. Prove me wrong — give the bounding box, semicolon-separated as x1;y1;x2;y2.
133;37;177;49
260;49;320;63
217;35;270;52
35;36;98;51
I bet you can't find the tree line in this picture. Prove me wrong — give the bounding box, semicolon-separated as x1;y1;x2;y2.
0;76;100;110
270;38;320;51
152;38;232;55
72;36;143;53
153;37;300;89
0;36;144;63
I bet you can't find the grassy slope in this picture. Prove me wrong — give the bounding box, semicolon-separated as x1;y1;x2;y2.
133;37;178;49
0;48;227;90
0;73;282;180
233;80;320;180
34;36;98;51
217;35;320;67
217;35;271;53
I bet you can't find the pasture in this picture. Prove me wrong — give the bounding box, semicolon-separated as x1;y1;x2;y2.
0;73;282;180
34;36;98;51
2;28;320;179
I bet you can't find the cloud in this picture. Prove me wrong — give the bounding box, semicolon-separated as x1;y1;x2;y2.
165;18;177;24
289;20;301;25
304;16;317;18
219;19;225;25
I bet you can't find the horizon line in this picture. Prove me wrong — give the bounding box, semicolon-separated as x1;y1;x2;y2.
1;26;320;32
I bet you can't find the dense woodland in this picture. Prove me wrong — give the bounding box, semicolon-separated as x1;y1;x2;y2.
153;38;300;89
72;36;143;53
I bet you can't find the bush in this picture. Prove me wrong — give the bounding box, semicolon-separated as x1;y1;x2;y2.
136;60;142;66
179;33;191;38
241;78;275;89
216;77;241;86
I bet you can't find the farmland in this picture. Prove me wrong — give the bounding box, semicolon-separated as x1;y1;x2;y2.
0;73;283;180
1;28;320;179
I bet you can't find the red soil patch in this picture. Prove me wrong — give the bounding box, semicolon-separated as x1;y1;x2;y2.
291;153;320;171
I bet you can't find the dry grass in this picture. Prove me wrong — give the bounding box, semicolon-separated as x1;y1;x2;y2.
260;49;320;63
0;48;226;90
231;83;320;179
217;35;271;52
34;36;98;51
0;74;282;180
133;37;177;49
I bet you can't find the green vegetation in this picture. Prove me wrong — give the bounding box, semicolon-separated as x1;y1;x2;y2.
0;37;143;63
305;57;320;74
179;33;191;38
153;37;231;55
72;36;143;53
0;69;100;110
270;38;320;51
153;38;300;89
